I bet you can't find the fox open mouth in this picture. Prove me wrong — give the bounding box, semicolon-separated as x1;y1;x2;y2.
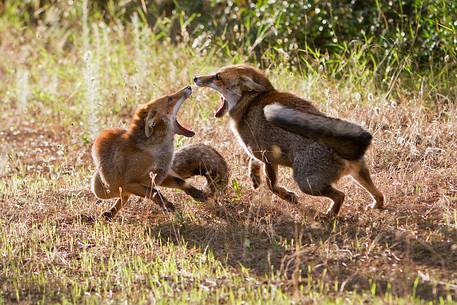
175;118;194;137
174;88;195;137
215;96;228;118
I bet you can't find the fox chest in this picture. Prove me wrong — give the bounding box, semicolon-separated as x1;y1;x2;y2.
132;144;174;176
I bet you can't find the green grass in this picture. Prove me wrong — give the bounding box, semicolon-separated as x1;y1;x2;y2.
0;5;456;305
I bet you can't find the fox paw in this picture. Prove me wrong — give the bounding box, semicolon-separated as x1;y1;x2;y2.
314;212;337;222
283;191;299;204
101;211;116;220
186;187;209;202
153;193;176;212
250;174;262;189
324;209;338;219
366;201;385;211
161;199;176;212
78;214;96;223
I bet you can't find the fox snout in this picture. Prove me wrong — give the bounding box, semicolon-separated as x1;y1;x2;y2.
193;76;213;87
162;85;192;114
182;85;192;97
193;76;201;85
172;85;192;103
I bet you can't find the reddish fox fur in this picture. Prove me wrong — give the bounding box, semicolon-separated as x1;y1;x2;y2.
91;86;214;219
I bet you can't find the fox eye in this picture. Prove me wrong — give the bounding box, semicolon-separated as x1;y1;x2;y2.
168;96;172;102
215;73;221;81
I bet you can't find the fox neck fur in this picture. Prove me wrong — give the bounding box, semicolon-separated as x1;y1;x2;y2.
227;91;270;123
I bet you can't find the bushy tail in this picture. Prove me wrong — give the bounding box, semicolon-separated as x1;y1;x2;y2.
172;144;229;196
264;103;372;160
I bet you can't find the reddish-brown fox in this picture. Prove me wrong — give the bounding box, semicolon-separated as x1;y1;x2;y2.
194;64;384;217
90;86;228;219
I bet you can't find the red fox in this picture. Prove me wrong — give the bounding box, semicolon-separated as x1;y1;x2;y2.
90;86;228;219
194;64;384;217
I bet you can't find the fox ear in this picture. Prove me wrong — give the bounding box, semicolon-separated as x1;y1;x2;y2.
144;110;157;138
240;75;265;92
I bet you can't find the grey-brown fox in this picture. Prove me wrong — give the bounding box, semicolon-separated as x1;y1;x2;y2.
172;143;229;196
194;64;384;217
90;86;228;219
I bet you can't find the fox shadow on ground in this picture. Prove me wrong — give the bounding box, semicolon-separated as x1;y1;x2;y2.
144;194;457;301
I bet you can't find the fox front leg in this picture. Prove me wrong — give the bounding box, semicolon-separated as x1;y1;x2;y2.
264;162;298;204
249;158;262;189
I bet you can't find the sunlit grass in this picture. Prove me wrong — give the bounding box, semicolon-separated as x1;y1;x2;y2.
0;3;456;305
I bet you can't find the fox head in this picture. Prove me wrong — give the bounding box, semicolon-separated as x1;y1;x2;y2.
193;64;274;118
131;86;194;140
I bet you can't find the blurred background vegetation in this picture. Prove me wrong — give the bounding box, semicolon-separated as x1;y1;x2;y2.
1;0;456;100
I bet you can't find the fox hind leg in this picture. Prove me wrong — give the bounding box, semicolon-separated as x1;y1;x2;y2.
293;149;346;217
350;159;384;209
294;173;345;218
322;186;345;217
159;173;208;202
91;172;116;199
101;192;130;220
125;183;175;212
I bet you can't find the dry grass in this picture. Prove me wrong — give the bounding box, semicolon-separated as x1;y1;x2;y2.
0;17;456;305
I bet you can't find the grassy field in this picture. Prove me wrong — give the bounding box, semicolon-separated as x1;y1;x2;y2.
1;6;457;305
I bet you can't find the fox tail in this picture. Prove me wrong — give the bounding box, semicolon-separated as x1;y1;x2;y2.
172;144;229;196
264;103;372;160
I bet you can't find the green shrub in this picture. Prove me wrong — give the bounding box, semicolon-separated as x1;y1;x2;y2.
1;0;456;95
